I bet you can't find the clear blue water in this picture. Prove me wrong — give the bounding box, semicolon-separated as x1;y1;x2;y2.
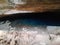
0;18;60;27
9;19;47;27
9;18;60;27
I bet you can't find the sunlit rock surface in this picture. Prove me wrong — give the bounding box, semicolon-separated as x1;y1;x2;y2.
0;10;34;15
4;10;34;14
0;30;50;45
0;29;60;45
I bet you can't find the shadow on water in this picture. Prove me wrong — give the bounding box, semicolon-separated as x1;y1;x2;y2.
0;10;60;27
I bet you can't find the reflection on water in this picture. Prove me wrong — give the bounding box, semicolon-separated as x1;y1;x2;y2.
0;19;60;45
